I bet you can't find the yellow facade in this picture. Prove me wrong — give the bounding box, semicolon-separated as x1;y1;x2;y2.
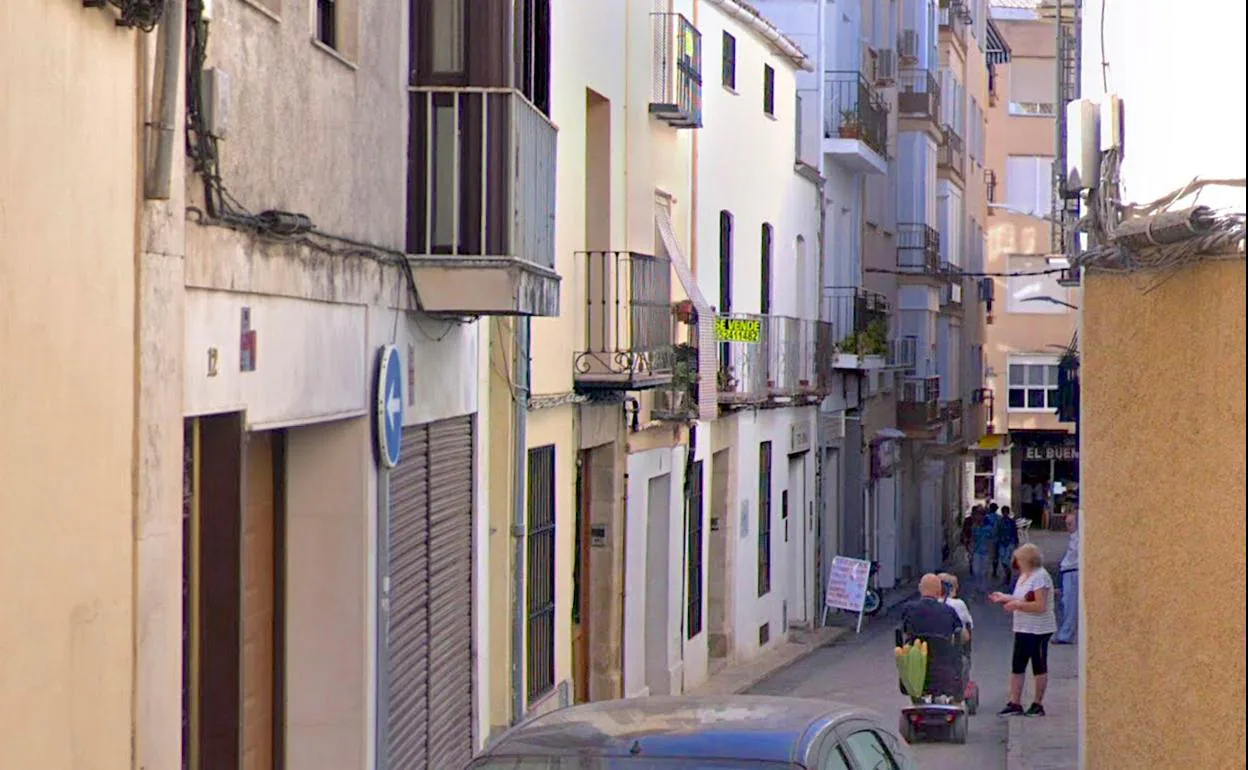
1081;261;1246;767
0;3;140;768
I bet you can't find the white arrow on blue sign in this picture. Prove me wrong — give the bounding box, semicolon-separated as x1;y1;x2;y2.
375;344;404;469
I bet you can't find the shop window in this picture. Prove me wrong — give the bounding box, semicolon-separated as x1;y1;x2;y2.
974;454;995;500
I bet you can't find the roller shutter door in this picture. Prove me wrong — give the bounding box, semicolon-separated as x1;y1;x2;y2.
385;415;475;769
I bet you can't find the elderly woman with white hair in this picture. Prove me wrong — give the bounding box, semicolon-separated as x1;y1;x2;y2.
990;542;1058;717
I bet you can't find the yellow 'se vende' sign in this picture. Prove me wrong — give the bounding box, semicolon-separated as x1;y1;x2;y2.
715;317;762;343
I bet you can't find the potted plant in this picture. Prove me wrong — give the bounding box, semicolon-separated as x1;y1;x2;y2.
838;108;862;139
672;299;697;325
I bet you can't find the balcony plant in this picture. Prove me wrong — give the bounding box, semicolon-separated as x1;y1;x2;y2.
838;318;890;357
672;299;697;326
838;109;862;139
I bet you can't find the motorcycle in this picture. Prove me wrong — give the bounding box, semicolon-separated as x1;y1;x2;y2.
862;560;883;616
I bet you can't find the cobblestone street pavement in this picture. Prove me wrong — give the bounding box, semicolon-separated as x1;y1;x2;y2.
748;531;1075;770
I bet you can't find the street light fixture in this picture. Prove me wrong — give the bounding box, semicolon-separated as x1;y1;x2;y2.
1021;296;1080;310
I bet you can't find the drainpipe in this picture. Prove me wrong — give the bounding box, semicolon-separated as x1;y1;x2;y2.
144;0;183;200
510;318;531;724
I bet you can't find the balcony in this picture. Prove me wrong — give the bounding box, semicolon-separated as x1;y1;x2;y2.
897;68;941;128
986;169;998;204
405;87;559;317
898;376;942;431
823;287;891;369
573;251;674;393
896;223;943;277
943;399;965;444
939;0;969;50
938;126;965;181
717;315;831;406
650;13;703;129
823;71;889;174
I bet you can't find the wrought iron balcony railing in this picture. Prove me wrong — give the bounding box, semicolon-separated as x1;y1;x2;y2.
573;250;674;392
898;376;942;428
986;169;998;203
824;71;889;157
407;87;556;270
717;315;825;404
898;68;941;123
650;12;703;129
822;286;890;355
938;125;965;177
896;223;942;274
943;398;965;443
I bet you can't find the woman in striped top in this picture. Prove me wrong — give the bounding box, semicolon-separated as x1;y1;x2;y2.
989;543;1057;717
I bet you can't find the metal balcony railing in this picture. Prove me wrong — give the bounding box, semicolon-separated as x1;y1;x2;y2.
986;169;998;203
573;250;674;391
898;68;941;122
650;13;703;129
938;126;965;177
898;376;942;428
896;223;942;273
939;0;968;46
407;87;556;270
943;399;965;442
824;71;889;157
717;315;822;404
822;287;891;354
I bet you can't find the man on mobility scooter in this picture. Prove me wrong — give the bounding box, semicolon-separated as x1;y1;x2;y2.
895;574;971;744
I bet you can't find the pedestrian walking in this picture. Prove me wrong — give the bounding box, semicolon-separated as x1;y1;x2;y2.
1054;512;1079;644
961;505;980;573
969;510;994;601
991;543;1058;717
984;503;1002;579
995;505;1021;589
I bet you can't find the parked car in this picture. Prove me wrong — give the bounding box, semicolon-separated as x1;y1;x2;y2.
465;694;918;769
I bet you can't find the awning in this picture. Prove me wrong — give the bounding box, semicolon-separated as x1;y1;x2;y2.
656;208;718;422
874;428;907;441
973;434;1008;451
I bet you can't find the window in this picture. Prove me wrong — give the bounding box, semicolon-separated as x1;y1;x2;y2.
974;453;995;500
1008;356;1061;411
516;0;553;115
525;445;557;702
757;442;772;597
819;745;853;770
1008;57;1057;115
1007;256;1069;314
686;460;705;640
843;730;900;770
316;0;336;49
722;32;737;89
760;223;773;314
429;0;463;73
763;64;776;115
1005;155;1054;217
718;211;734;312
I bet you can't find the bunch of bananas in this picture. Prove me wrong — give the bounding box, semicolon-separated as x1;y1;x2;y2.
895;640;928;700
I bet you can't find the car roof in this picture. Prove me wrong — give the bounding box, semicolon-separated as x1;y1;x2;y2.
482;695;877;764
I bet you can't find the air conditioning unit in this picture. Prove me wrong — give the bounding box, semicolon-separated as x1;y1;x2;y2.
876;49;897;83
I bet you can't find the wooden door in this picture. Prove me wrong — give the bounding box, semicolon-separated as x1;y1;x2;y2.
572;450;591;703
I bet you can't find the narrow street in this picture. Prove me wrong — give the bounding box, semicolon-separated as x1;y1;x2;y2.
748;531;1070;770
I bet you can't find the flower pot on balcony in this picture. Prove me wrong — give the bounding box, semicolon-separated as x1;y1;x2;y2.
838;125;862;139
673;299;697;325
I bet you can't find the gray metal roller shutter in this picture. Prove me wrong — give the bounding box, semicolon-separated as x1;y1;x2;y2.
386;416;475;769
388;426;430;769
425;416;475;767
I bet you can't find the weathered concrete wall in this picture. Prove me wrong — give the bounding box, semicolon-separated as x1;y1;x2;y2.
1081;261;1246;768
0;4;139;768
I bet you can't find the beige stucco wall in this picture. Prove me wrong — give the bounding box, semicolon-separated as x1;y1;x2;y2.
0;4;139;768
1081;262;1247;768
983;16;1076;435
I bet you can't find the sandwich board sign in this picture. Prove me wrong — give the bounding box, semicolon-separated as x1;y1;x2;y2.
824;555;872;633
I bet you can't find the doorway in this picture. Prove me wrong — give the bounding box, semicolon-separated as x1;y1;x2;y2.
707;449;731;665
573;449;591;704
644;474;672;696
786;454;809;628
182;415;284;770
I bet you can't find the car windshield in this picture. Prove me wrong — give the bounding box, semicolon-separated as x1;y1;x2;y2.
469;758;801;770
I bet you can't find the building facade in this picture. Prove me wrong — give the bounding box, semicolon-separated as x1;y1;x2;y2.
1076;0;1246;766
0;4;141;768
976;1;1078;528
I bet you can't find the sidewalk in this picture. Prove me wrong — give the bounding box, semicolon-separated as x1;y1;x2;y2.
1006;641;1078;769
687;578;918;698
1006;531;1080;770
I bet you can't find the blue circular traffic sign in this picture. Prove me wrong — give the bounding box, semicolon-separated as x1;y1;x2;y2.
375;345;404;469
